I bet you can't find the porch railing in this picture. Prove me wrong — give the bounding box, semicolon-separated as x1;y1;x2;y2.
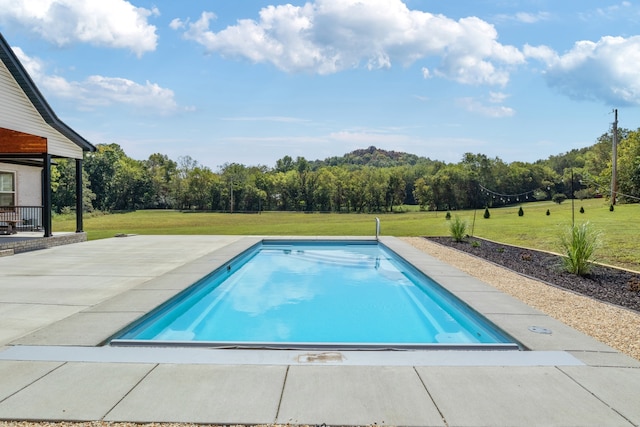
0;206;43;232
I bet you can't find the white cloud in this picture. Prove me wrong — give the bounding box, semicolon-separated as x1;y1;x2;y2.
488;91;509;103
169;18;185;30
457;96;515;118
176;0;524;85
523;44;558;64
13;47;189;115
494;11;551;24
580;1;636;22
0;0;159;56
537;36;640;106
221;116;310;123
514;12;551;24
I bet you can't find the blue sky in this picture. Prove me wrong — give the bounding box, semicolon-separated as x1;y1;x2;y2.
1;1;639;170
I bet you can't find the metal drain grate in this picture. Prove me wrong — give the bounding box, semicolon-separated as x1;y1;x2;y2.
528;326;552;334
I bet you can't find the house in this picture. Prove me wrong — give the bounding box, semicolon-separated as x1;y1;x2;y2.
0;32;95;237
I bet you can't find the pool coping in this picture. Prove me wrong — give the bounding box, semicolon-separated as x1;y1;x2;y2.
109;237;522;352
1;235;639;426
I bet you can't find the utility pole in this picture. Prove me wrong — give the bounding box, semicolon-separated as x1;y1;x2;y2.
611;109;618;205
571;169;575;228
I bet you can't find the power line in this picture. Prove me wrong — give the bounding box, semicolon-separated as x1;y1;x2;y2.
580;178;640;202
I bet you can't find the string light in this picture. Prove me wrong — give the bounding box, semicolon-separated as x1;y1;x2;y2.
478;184;536;203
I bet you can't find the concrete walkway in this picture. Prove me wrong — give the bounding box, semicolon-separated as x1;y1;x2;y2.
0;235;639;426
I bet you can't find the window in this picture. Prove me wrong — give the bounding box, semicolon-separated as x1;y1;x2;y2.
0;171;15;207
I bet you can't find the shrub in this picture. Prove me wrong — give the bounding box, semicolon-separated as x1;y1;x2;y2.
471;240;481;248
552;193;567;204
560;222;601;276
574;188;595;200
518;206;524;216
483;207;490;219
449;216;467;242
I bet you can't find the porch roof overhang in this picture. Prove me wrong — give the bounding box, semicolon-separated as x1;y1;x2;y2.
0;158;50;168
0;32;95;155
0;127;47;154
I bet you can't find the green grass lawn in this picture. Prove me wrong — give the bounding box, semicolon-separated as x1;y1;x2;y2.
53;198;639;271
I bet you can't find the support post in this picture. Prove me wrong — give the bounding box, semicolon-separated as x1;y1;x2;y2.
42;153;52;237
75;158;84;233
611;109;618;205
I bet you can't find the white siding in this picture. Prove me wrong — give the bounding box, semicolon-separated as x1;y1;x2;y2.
0;162;41;206
0;59;83;159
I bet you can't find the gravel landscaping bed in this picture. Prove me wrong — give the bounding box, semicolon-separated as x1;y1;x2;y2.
402;237;640;361
426;236;640;313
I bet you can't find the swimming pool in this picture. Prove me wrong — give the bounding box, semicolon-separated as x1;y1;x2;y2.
111;240;520;350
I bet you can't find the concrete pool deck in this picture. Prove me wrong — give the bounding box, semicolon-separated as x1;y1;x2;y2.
0;235;639;426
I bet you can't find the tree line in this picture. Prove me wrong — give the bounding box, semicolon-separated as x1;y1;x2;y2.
51;128;640;214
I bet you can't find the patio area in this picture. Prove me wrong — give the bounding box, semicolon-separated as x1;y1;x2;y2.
0;235;639;426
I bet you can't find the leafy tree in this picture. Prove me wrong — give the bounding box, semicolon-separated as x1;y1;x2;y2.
75;126;640;215
363;167;389;212
272;170;298;211
346;169;367;212
84;143;126;211
294;157;313;211
109;157;152;210
584;133;615;178
275;155;295;173
616;129;640;203
187;166;216;210
220;163;248;213
172;156;199;210
385;167;406;212
145;153;177;208
431;167;459;211
330;167;350;212
314;168;337;211
413;177;433;210
250;168;273;211
52;158;96;212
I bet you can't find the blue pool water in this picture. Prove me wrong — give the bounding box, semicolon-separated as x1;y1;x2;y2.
113;240;518;349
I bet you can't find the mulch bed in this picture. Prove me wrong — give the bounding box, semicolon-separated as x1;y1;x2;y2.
426;236;640;313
